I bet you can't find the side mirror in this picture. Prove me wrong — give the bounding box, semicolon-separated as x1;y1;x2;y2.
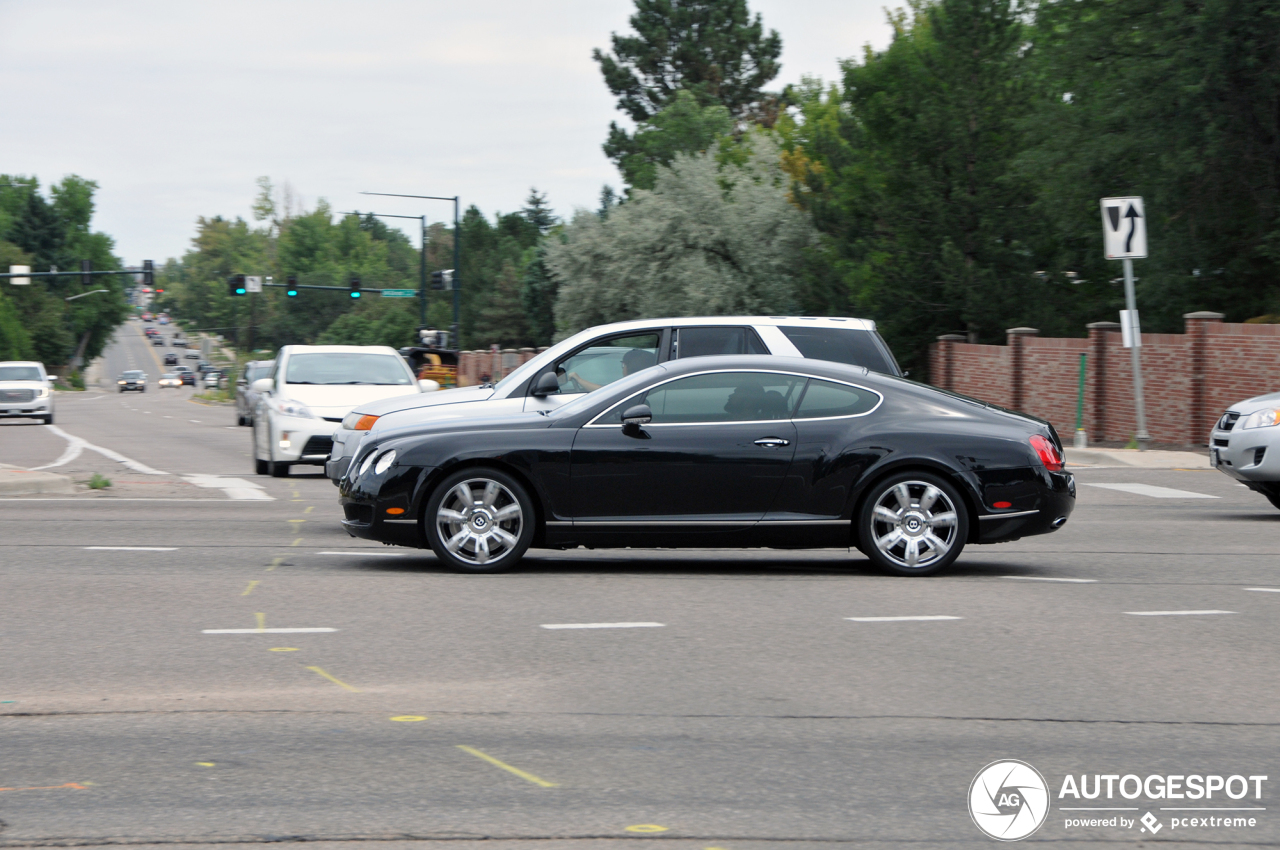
251;377;274;394
418;379;440;392
621;404;652;429
530;371;560;398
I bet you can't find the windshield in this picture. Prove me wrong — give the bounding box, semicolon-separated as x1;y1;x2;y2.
123;371;144;378
0;366;42;382
285;353;411;386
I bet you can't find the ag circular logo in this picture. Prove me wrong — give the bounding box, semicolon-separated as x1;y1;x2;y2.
968;760;1050;841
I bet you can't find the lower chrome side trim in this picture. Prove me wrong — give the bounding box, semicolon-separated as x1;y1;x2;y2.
977;509;1039;520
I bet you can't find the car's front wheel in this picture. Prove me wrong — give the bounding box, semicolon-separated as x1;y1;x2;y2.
857;472;969;576
424;467;535;573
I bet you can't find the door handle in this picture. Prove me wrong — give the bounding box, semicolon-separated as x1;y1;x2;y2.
754;437;790;448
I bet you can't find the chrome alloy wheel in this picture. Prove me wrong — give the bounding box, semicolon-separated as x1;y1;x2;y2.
434;478;524;566
869;480;959;569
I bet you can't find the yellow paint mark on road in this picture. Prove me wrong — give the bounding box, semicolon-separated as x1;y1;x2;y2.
304;506;314;514
306;666;361;692
269;647;299;652
267;557;284;571
456;745;559;788
291;499;305;502
287;519;306;526
195;762;215;767
0;782;88;792
291;538;302;547
390;715;427;722
241;580;260;596
255;612;266;632
625;825;669;833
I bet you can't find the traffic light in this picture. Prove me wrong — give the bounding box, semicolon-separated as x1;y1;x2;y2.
349;276;362;298
286;275;298;297
80;259;92;287
228;274;247;296
142;260;154;287
430;269;454;290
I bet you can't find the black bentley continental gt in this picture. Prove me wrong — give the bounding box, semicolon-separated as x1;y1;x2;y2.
339;356;1074;576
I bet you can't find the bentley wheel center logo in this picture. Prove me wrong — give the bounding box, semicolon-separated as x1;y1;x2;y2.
969;760;1051;841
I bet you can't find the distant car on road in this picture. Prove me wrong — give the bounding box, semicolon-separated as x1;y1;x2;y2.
327;315;903;483
163;353;179;367
0;361;54;424
252;345;431;477
339;355;1074;575
235;359;275;427
203;370;223;389
184;351;199;360
171;338;188;348
117;370;147;393
1211;392;1280;509
158;373;182;389
151;336;165;346
174;367;196;386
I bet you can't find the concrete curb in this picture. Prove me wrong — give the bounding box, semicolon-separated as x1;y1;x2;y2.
1065;448;1211;469
0;463;76;495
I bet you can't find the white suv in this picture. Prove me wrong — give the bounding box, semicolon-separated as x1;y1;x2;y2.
251;345;433;477
326;316;900;482
0;361;55;425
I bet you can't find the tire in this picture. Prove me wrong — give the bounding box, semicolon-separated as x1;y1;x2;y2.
269;457;290;477
236;414;246;426
255;457;269;476
423;467;535;573
41;414;53;425
1265;489;1280;512
857;471;969;576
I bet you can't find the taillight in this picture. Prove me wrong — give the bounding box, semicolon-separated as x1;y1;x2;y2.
1029;434;1064;472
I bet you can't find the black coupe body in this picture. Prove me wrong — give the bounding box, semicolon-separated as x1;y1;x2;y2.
339;356;1074;575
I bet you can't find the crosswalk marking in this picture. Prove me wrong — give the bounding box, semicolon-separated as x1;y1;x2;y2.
1083;483;1218;499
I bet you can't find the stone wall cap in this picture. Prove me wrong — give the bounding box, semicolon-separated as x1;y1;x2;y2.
1183;311;1225;319
1086;321;1122;329
936;334;967;341
1006;327;1040;335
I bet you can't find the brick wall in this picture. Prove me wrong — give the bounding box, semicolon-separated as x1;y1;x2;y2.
929;312;1280;445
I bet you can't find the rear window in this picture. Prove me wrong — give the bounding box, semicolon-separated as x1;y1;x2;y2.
795;380;881;418
780;327;898;375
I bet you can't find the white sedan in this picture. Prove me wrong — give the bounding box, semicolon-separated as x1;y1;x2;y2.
251;345;432;478
158;373;183;389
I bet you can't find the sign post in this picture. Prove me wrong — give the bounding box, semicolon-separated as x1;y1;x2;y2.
1101;196;1151;449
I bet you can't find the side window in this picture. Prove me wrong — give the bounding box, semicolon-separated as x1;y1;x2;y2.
601;371;805;424
779;326;897;375
794;379;881;419
673;326;768;359
554;333;661;395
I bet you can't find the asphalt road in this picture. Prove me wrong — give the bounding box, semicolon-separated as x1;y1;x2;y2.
0;323;1276;848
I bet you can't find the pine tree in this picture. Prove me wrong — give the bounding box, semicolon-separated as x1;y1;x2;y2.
521;188;558;234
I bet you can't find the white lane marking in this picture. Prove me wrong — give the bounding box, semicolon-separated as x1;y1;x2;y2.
317;551;405;557
182;474;274;501
540;622;665;630
31;425;168;475
202;628;338;634
0;498;269;502
1245;588;1280;593
84;546;177;551
845;615;963;622
1082;483;1218;499
189;419;201;424
1003;576;1097;583
1124;610;1236;616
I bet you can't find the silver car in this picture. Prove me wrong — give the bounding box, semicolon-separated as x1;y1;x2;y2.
326;315;902;483
1210;391;1280;509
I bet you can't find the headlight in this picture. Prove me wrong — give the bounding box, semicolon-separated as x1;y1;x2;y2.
374;450;397;475
358;451;377;477
1240;408;1280;430
341;412;380;431
36;387;49;398
275;398;314;418
117;380;126;385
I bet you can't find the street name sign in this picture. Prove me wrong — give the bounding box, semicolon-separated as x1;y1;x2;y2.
380;289;416;298
1101;196;1147;259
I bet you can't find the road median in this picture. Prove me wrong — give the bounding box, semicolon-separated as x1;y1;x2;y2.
0;463;75;495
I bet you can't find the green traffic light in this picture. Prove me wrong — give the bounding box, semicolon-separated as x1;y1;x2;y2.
287;290;298;297
235;288;246;295
350;291;361;298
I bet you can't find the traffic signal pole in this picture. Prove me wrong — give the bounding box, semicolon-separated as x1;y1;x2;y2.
339;210;428;325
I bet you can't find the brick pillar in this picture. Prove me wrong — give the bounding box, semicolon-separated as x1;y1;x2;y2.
1185;311;1225;445
1086;322;1120;441
1006;327;1039;411
935;334;965;390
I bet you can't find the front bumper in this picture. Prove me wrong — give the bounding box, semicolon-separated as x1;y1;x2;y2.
339;462;432;547
270;416;342;466
326;428;365;484
0;399;51;418
1210;422;1280;483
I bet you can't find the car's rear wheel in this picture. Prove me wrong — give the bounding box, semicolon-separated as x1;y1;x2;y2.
857;472;969;576
424;467;535;573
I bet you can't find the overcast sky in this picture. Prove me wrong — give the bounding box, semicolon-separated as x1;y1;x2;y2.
0;0;895;265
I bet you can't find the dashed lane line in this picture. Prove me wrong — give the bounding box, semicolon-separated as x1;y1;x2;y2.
456;745;559;788
1124;610;1236;616
203;627;337;633
1082;483;1218;499
845;615;963;622
1002;576;1097;583
1246;588;1280;593
317;551;405;557
540;622;665;630
85;546;177;551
